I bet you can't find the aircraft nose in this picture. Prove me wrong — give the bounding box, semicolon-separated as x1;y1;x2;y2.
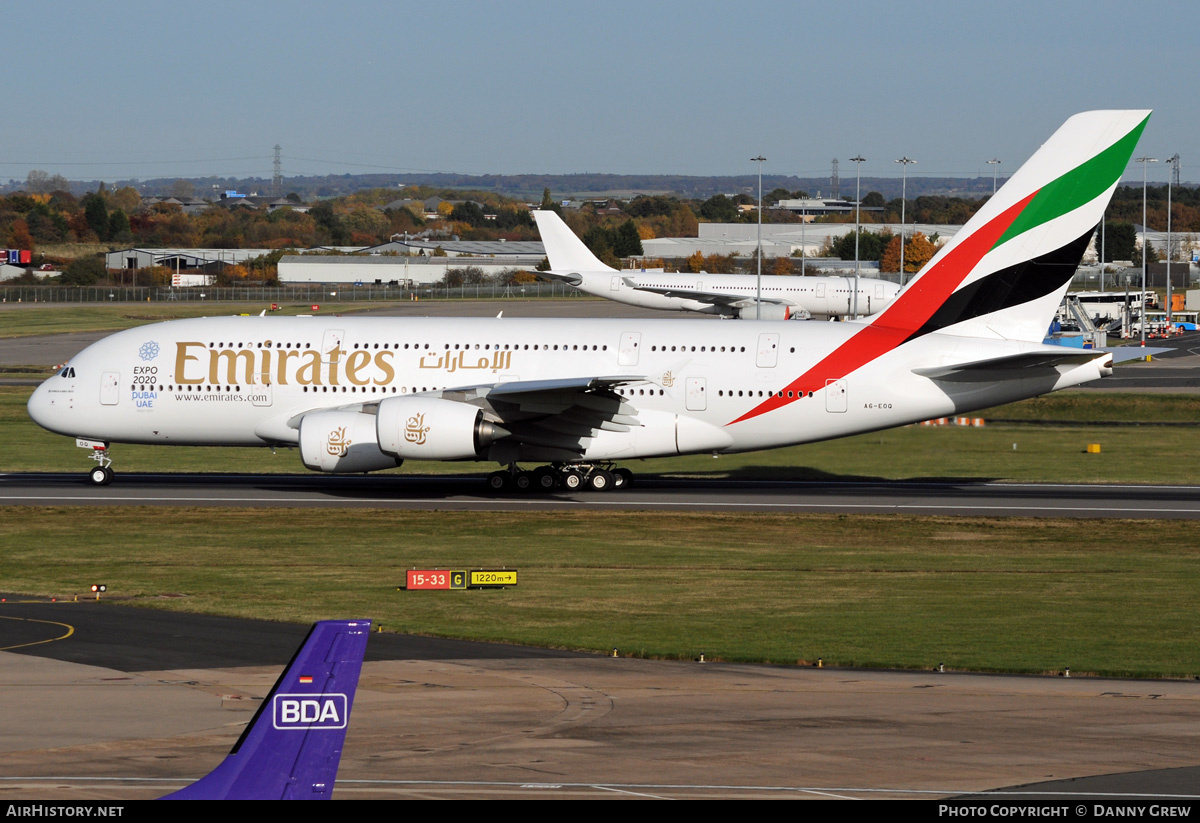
27;376;73;436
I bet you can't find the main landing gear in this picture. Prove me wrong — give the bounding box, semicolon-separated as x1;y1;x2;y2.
486;463;634;494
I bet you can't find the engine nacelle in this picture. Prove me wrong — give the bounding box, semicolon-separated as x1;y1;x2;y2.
734;303;801;321
376;396;507;460
299;410;403;473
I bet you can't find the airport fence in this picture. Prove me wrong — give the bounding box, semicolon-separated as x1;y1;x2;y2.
0;281;587;304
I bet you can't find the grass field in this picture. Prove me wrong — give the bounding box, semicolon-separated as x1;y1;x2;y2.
5;507;1199;678
0;302;403;338
3;316;1198;676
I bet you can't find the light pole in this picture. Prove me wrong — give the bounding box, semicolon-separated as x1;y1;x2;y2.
850;155;865;316
895;156;915;287
1165;154;1179;324
751;155;766;320
1135;155;1157;347
986;158;1001;195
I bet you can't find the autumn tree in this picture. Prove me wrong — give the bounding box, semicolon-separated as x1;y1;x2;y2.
904;232;940;272
60;255;106;285
829;229;892;261
770;256;793;275
699;194;739;222
1101;221;1137;262
25;170;69;194
614;220;643;257
82;193;109;241
7;219;34;252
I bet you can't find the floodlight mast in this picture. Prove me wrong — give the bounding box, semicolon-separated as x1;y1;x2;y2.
895;156;916;286
751;155;766;319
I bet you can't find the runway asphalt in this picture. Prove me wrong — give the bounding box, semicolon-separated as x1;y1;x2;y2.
5;472;1200;519
2;600;1199;802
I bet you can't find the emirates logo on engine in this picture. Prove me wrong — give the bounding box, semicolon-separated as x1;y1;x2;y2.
405;412;430;445
326;426;351;457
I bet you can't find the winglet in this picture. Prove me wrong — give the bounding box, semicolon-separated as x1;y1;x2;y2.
162;619;371;800
533;209;615;273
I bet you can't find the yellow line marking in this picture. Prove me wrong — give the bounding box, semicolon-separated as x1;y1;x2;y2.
0;615;75;651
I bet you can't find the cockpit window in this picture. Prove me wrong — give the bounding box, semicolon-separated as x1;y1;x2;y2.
58;367;76;378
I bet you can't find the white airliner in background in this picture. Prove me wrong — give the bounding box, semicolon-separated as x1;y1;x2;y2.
534;209;900;320
28;110;1150;492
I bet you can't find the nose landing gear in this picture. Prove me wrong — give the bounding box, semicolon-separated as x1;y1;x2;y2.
78;439;113;485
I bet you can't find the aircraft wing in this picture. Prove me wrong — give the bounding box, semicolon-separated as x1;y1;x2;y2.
913;350;1112;382
435;374;654;457
622;277;796;308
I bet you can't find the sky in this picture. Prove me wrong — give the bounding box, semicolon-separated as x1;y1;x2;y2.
3;0;1196;186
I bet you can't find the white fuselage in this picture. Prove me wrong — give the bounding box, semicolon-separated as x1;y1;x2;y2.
570;271;899;319
29;315;1109;468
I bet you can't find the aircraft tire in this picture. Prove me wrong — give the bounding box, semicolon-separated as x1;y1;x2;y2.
561;470;584;491
532;466;558;491
89;466;112;486
514;472;532;492
613;468;633;489
588;469;614;492
486;471;510;492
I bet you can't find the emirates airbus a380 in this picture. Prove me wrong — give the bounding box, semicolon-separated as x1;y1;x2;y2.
28;110;1149;492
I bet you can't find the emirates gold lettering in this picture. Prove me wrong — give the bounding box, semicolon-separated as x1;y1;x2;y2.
276;349;300;386
326;346;345;386
175;342;206;384
373;351;395;385
169;340;497;388
345;350;371;385
326;426;351;457
296;350;323;385
404;413;429;445
210;349;256;385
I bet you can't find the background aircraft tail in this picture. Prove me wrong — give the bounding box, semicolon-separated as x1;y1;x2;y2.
162;619;371;800
877;110;1150;343
534;209;616;273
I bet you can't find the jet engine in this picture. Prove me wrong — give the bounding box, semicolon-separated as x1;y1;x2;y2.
734;303;803;321
376;396;508;460
298;410;403;473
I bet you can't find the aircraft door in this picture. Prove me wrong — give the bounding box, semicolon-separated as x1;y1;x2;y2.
611;276;621;291
825;379;847;413
816;283;826;298
756;333;779;368
618;332;641;366
250;374;273;407
100;372;120;405
686;377;707;411
321;329;345;363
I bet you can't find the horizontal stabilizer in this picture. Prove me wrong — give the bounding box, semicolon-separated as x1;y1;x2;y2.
1102;346;1173;363
913;350;1111;381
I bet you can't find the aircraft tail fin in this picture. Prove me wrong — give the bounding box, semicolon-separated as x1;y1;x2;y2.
877;110;1151;343
533;209;616;273
162;619;371;801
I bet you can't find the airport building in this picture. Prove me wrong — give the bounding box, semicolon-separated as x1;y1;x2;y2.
642;222;962;260
277;254;540;286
